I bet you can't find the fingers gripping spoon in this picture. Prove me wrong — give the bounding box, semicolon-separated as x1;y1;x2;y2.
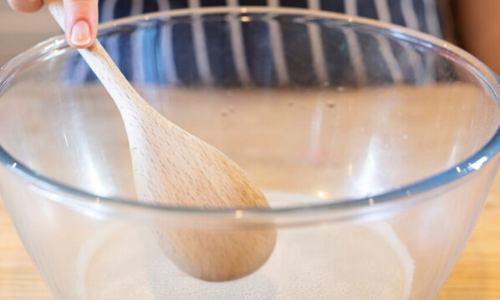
44;0;276;281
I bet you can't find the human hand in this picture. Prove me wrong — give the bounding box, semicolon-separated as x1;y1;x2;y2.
7;0;98;49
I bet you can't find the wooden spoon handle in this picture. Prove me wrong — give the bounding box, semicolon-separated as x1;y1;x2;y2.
43;0;145;113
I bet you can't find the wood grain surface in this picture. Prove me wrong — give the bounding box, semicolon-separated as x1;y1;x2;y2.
1;84;500;299
1;173;499;299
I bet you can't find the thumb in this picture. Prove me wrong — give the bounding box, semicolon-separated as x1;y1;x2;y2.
64;0;98;48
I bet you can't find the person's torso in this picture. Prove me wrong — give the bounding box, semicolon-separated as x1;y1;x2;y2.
98;0;454;40
69;0;456;87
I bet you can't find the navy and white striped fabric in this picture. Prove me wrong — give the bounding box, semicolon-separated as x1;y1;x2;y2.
99;0;447;36
69;0;454;87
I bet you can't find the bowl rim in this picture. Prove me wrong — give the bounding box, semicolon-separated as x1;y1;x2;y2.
1;6;500;217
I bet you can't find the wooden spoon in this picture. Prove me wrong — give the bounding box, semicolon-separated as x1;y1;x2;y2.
44;0;276;282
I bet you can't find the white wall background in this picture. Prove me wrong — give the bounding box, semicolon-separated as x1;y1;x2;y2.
0;2;59;65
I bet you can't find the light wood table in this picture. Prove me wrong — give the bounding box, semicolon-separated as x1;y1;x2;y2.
0;86;499;299
1;173;499;299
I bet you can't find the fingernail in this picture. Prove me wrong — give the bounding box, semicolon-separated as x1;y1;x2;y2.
71;21;91;46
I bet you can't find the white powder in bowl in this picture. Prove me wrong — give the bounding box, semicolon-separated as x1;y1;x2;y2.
77;192;414;300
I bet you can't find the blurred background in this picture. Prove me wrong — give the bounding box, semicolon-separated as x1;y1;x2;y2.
0;2;58;65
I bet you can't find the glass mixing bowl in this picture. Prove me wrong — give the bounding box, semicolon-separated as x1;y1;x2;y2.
1;7;500;300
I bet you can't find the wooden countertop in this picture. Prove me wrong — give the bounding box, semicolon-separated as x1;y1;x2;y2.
0;85;499;299
1;172;499;299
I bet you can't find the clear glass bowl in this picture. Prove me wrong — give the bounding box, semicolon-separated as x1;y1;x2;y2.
1;7;500;300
